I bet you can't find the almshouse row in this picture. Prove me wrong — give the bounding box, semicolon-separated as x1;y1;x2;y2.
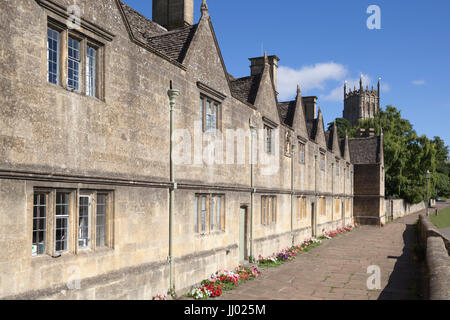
0;0;383;299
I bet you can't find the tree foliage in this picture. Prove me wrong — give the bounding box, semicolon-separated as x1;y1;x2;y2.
330;106;450;204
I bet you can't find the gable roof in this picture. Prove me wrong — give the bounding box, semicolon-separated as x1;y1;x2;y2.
147;24;198;64
278;100;296;127
229;75;262;106
348;136;382;164
117;0;198;67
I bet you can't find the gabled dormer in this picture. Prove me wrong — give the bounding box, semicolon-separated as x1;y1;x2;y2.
310;108;327;150
278;85;309;141
341;133;351;162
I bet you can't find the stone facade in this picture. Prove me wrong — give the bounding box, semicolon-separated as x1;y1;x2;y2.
0;0;364;300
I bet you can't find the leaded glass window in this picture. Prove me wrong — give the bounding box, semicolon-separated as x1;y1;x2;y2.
96;194;107;247
47;27;59;85
78;196;90;249
55;193;70;253
68;37;80;91
86;45;97;97
33;193;47;256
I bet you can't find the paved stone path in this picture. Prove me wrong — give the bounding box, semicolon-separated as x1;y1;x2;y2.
218;207;449;300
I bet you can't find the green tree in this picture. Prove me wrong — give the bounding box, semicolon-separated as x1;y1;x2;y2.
348;106;447;204
327;118;352;139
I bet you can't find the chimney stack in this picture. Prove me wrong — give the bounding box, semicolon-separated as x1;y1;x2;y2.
249;54;280;93
153;0;194;31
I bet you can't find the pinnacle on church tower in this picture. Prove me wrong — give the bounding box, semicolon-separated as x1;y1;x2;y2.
201;0;208;17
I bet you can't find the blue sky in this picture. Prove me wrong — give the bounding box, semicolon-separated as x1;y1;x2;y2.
123;0;450;146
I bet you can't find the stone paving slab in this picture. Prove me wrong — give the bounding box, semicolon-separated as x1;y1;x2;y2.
217;210;441;301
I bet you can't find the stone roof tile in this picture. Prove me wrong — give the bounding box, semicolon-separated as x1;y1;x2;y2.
278;100;296;127
119;1;198;64
229;75;262;105
348;136;381;164
147;24;198;63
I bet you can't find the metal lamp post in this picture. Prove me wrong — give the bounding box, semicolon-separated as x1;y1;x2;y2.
426;170;430;216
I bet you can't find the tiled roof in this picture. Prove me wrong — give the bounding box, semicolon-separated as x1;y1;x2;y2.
119;1;167;41
119;1;198;64
348;136;381;164
147;25;198;63
229;75;262;105
278;100;296;127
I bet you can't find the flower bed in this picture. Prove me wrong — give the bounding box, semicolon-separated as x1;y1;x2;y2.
185;265;261;300
257;237;322;267
319;223;359;240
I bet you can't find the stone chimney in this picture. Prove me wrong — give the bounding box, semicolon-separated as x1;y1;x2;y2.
357;128;366;137
302;96;317;121
153;0;194;31
249;54;280;93
357;128;376;137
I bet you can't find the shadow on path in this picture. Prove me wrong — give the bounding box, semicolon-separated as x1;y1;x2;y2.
378;220;425;300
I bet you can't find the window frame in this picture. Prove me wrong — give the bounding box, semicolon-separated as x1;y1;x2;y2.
194;194;225;235
319;197;327;217
320;153;326;172
47;26;61;85
31;189;113;257
46;18;105;100
298;142;306;164
261;195;277;225
264;125;274;155
297;196;307;221
33;192;48;256
200;95;222;134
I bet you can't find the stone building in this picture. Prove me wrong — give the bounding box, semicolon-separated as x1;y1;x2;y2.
343;77;381;125
349;129;386;225
0;0;371;300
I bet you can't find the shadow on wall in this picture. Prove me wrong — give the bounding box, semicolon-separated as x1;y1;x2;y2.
378;221;426;300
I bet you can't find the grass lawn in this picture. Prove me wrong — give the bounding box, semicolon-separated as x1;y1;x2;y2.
430;206;450;229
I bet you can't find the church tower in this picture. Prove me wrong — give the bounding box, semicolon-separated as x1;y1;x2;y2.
343;77;381;125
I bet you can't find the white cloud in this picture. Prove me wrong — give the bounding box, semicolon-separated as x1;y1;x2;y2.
321;74;373;102
277;62;348;100
412;80;425;86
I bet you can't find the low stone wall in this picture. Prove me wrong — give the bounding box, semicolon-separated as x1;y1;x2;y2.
386;199;426;220
418;214;450;300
